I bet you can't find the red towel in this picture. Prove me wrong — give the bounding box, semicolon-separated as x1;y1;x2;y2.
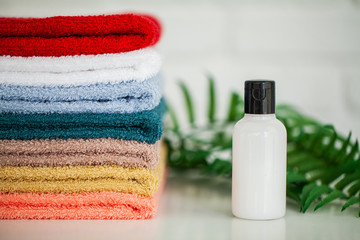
0;14;161;57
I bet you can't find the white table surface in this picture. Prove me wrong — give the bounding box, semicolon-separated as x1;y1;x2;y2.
0;169;359;240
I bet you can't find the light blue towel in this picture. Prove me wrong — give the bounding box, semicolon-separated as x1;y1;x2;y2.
0;74;162;114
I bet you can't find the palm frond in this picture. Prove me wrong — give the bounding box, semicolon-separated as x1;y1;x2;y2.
164;77;360;216
314;190;347;211
341;196;360;213
301;185;332;213
227;92;243;122
178;81;195;126
165;102;180;132
207;75;216;123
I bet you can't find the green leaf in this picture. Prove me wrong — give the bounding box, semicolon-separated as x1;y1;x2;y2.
227;92;242;122
301;183;316;209
287;151;310;167
219;163;232;175
348;181;360;196
334;132;352;163
287;172;307;184
308;127;324;153
314;190;347;211
341;196;360;211
203;159;232;175
295;126;306;144
178;81;195;126
185;150;209;163
287;185;302;206
296;160;325;173
343;140;359;163
302;185;332;213
335;171;360;190
307;169;328;182
322;126;337;159
207;75;216;123
166;103;180;131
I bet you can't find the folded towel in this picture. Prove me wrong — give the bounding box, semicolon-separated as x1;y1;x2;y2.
0;138;161;168
0;190;162;220
0;14;161;57
0;98;165;144
0;145;166;196
0;145;167;219
0;186;164;220
0;48;161;86
0;74;162;114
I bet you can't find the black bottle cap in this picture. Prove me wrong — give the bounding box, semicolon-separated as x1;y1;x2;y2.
244;80;275;114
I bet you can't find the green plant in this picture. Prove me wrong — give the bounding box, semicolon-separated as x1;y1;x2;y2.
164;76;360;216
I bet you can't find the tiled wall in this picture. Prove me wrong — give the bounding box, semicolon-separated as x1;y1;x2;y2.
1;0;359;138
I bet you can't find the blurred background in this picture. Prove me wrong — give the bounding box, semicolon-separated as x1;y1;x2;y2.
1;0;359;139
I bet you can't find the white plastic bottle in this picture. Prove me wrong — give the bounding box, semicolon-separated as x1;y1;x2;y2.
232;80;287;220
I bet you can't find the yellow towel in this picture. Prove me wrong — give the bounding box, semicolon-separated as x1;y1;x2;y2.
0;144;167;197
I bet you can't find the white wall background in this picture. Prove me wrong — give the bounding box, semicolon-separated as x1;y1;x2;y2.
1;0;359;139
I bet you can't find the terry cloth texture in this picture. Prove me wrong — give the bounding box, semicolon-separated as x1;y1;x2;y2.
0;145;167;219
0;190;162;220
0;144;166;196
0;14;161;57
0;74;162;114
0;138;161;168
0;48;161;86
0;98;165;144
0;183;164;220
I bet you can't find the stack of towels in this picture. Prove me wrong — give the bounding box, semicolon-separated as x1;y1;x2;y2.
0;14;166;219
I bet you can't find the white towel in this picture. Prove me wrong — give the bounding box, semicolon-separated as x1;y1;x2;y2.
0;48;161;86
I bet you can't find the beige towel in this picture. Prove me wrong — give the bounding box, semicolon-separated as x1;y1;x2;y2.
0;138;160;168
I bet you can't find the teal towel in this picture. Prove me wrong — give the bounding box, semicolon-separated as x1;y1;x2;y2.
0;99;165;144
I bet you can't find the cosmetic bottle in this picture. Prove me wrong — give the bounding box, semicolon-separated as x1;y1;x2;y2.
232;80;287;220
